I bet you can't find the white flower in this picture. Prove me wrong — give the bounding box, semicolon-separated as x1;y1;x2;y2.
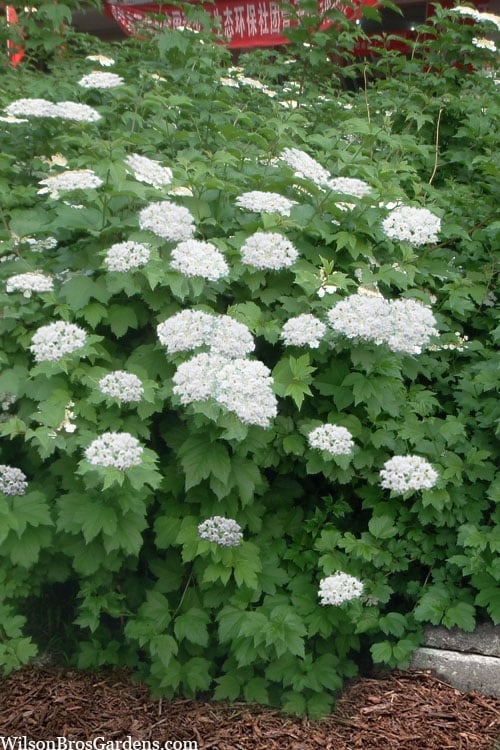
318;572;364;606
240;232;299;270
6;272;53;297
78;71;125;89
173;354;277;427
5;98;101;122
158;310;217;354
326;177;372;198
5;98;59;118
213;358;278;427
52;101;102;122
327;294;438;354
380;455;438;493
85;432;143;470
280;148;331;186
236;191;297;216
38;170;103;199
210;317;255;358
157;310;254;357
172;352;226;404
124;153;173;188
0;465;28;496
30;321;87;362
472;37;497;51
98;371;144;403
450;6;500;30
85;54;115;66
139;201;196;242
382;205;441;246
307;424;355;456
0;115;28;123
104;241;151;272
170;239;229;281
281;314;326;348
198;516;243;547
1;393;16;412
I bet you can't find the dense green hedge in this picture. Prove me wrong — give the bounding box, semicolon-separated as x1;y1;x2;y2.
0;1;498;716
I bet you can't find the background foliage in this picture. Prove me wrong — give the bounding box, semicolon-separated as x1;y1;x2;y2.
0;1;498;716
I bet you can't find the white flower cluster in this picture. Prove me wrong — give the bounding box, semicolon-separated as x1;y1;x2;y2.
280;148;331;186
124;154;173;188
236;191;297;216
157;309;254;357
22;236;58;253
326;177;372;198
318;572;364;606
139;201;196;242
85;54;115;66
6;272;54;297
451;6;500;30
173;353;277;427
472;37;497;51
5;98;101;122
380;455;438;493
213;358;278;427
78;71;125;89
198;516;243;547
85;432;143;470
170;239;229;281
104;241;151;272
98;371;144;403
38;169;103;199
382;205;441;246
0;465;28;496
281;314;326;348
307;424;355;456
1;392;16;412
327;294;438;354
30;321;87;362
240;232;299;270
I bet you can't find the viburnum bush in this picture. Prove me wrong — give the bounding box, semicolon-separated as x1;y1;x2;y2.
0;2;498;716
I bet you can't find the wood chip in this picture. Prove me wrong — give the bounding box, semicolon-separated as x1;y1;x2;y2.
0;667;499;749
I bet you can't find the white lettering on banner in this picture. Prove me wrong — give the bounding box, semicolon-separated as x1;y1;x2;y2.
246;4;257;34
222;6;234;36
257;3;269;34
270;2;282;33
234;6;246;35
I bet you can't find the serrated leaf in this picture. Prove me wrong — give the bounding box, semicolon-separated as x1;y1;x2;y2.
368;515;398;540
107;304;139;338
173;608;210;647
214;674;241;701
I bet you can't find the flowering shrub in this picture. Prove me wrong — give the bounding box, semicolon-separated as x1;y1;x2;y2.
0;2;498;716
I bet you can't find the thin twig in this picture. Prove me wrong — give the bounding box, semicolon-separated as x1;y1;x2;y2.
429;106;444;185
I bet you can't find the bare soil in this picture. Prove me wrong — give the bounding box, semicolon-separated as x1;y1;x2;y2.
1;666;499;749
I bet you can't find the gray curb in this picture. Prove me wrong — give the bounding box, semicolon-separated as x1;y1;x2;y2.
410;624;500;696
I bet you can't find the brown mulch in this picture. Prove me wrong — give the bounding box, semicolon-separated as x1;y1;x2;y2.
0;666;499;750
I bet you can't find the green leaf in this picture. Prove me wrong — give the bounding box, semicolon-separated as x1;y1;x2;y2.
379;612;407;638
243;677;269;705
107;305;139;338
371;640;393;664
368;515;398;540
178;433;231;491
182;657;212;693
149;634;178;668
281;691;306;716
233;542;262;589
174;608;210;647
214;674;241;701
59;276;111;311
272;355;316;409
442;602;476;632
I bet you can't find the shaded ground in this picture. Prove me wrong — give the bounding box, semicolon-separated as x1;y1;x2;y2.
0;666;499;749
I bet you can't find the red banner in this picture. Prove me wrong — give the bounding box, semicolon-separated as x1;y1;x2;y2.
103;0;377;49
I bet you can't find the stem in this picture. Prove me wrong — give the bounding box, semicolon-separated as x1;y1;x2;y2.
429;107;444;185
